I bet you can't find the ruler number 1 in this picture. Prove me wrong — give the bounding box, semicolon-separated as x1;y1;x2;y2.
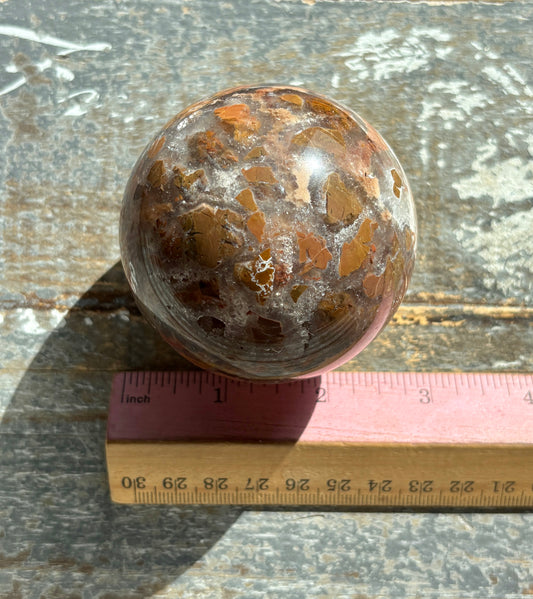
214;387;226;403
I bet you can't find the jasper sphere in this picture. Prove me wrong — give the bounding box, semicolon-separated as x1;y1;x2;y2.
120;85;416;381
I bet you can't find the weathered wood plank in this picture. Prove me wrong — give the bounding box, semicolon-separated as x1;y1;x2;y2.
1;302;531;383
1;1;532;308
0;0;532;597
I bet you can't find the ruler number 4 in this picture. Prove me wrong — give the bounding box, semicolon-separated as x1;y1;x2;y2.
524;390;533;405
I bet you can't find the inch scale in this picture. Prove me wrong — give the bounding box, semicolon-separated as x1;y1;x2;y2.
106;371;533;508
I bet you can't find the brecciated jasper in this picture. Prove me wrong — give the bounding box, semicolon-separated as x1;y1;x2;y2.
120;85;417;381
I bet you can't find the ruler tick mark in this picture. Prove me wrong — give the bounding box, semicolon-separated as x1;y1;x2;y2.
120;372;127;404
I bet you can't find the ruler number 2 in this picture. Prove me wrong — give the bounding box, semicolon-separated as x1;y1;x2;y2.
315;387;327;402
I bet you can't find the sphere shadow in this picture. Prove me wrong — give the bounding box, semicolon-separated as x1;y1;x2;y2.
0;265;256;595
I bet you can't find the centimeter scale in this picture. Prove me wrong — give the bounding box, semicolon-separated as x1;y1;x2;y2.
106;371;533;508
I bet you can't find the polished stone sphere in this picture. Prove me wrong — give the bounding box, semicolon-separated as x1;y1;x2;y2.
120;85;416;381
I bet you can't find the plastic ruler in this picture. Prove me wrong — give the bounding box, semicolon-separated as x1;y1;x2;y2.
106;371;533;508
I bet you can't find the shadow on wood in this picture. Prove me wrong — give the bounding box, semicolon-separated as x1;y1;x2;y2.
0;263;244;597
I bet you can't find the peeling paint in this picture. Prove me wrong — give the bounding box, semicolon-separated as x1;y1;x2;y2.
483;65;533;97
337;27;452;81
452;144;533;207
456;211;533;298
13;307;67;335
0;24;111;53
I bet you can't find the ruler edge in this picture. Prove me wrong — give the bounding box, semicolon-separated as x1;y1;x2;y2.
110;370;533;384
106;439;533;507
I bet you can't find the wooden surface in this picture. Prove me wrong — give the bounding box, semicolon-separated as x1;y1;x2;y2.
1;0;532;597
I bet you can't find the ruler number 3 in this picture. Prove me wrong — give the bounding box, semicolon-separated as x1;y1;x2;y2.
419;388;432;404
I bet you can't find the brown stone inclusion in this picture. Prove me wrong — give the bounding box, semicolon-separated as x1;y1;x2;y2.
120;85;416;381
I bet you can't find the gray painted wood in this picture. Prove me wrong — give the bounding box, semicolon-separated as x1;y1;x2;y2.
1;1;532;597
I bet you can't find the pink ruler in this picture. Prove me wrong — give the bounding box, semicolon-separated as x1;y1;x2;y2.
107;371;533;445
